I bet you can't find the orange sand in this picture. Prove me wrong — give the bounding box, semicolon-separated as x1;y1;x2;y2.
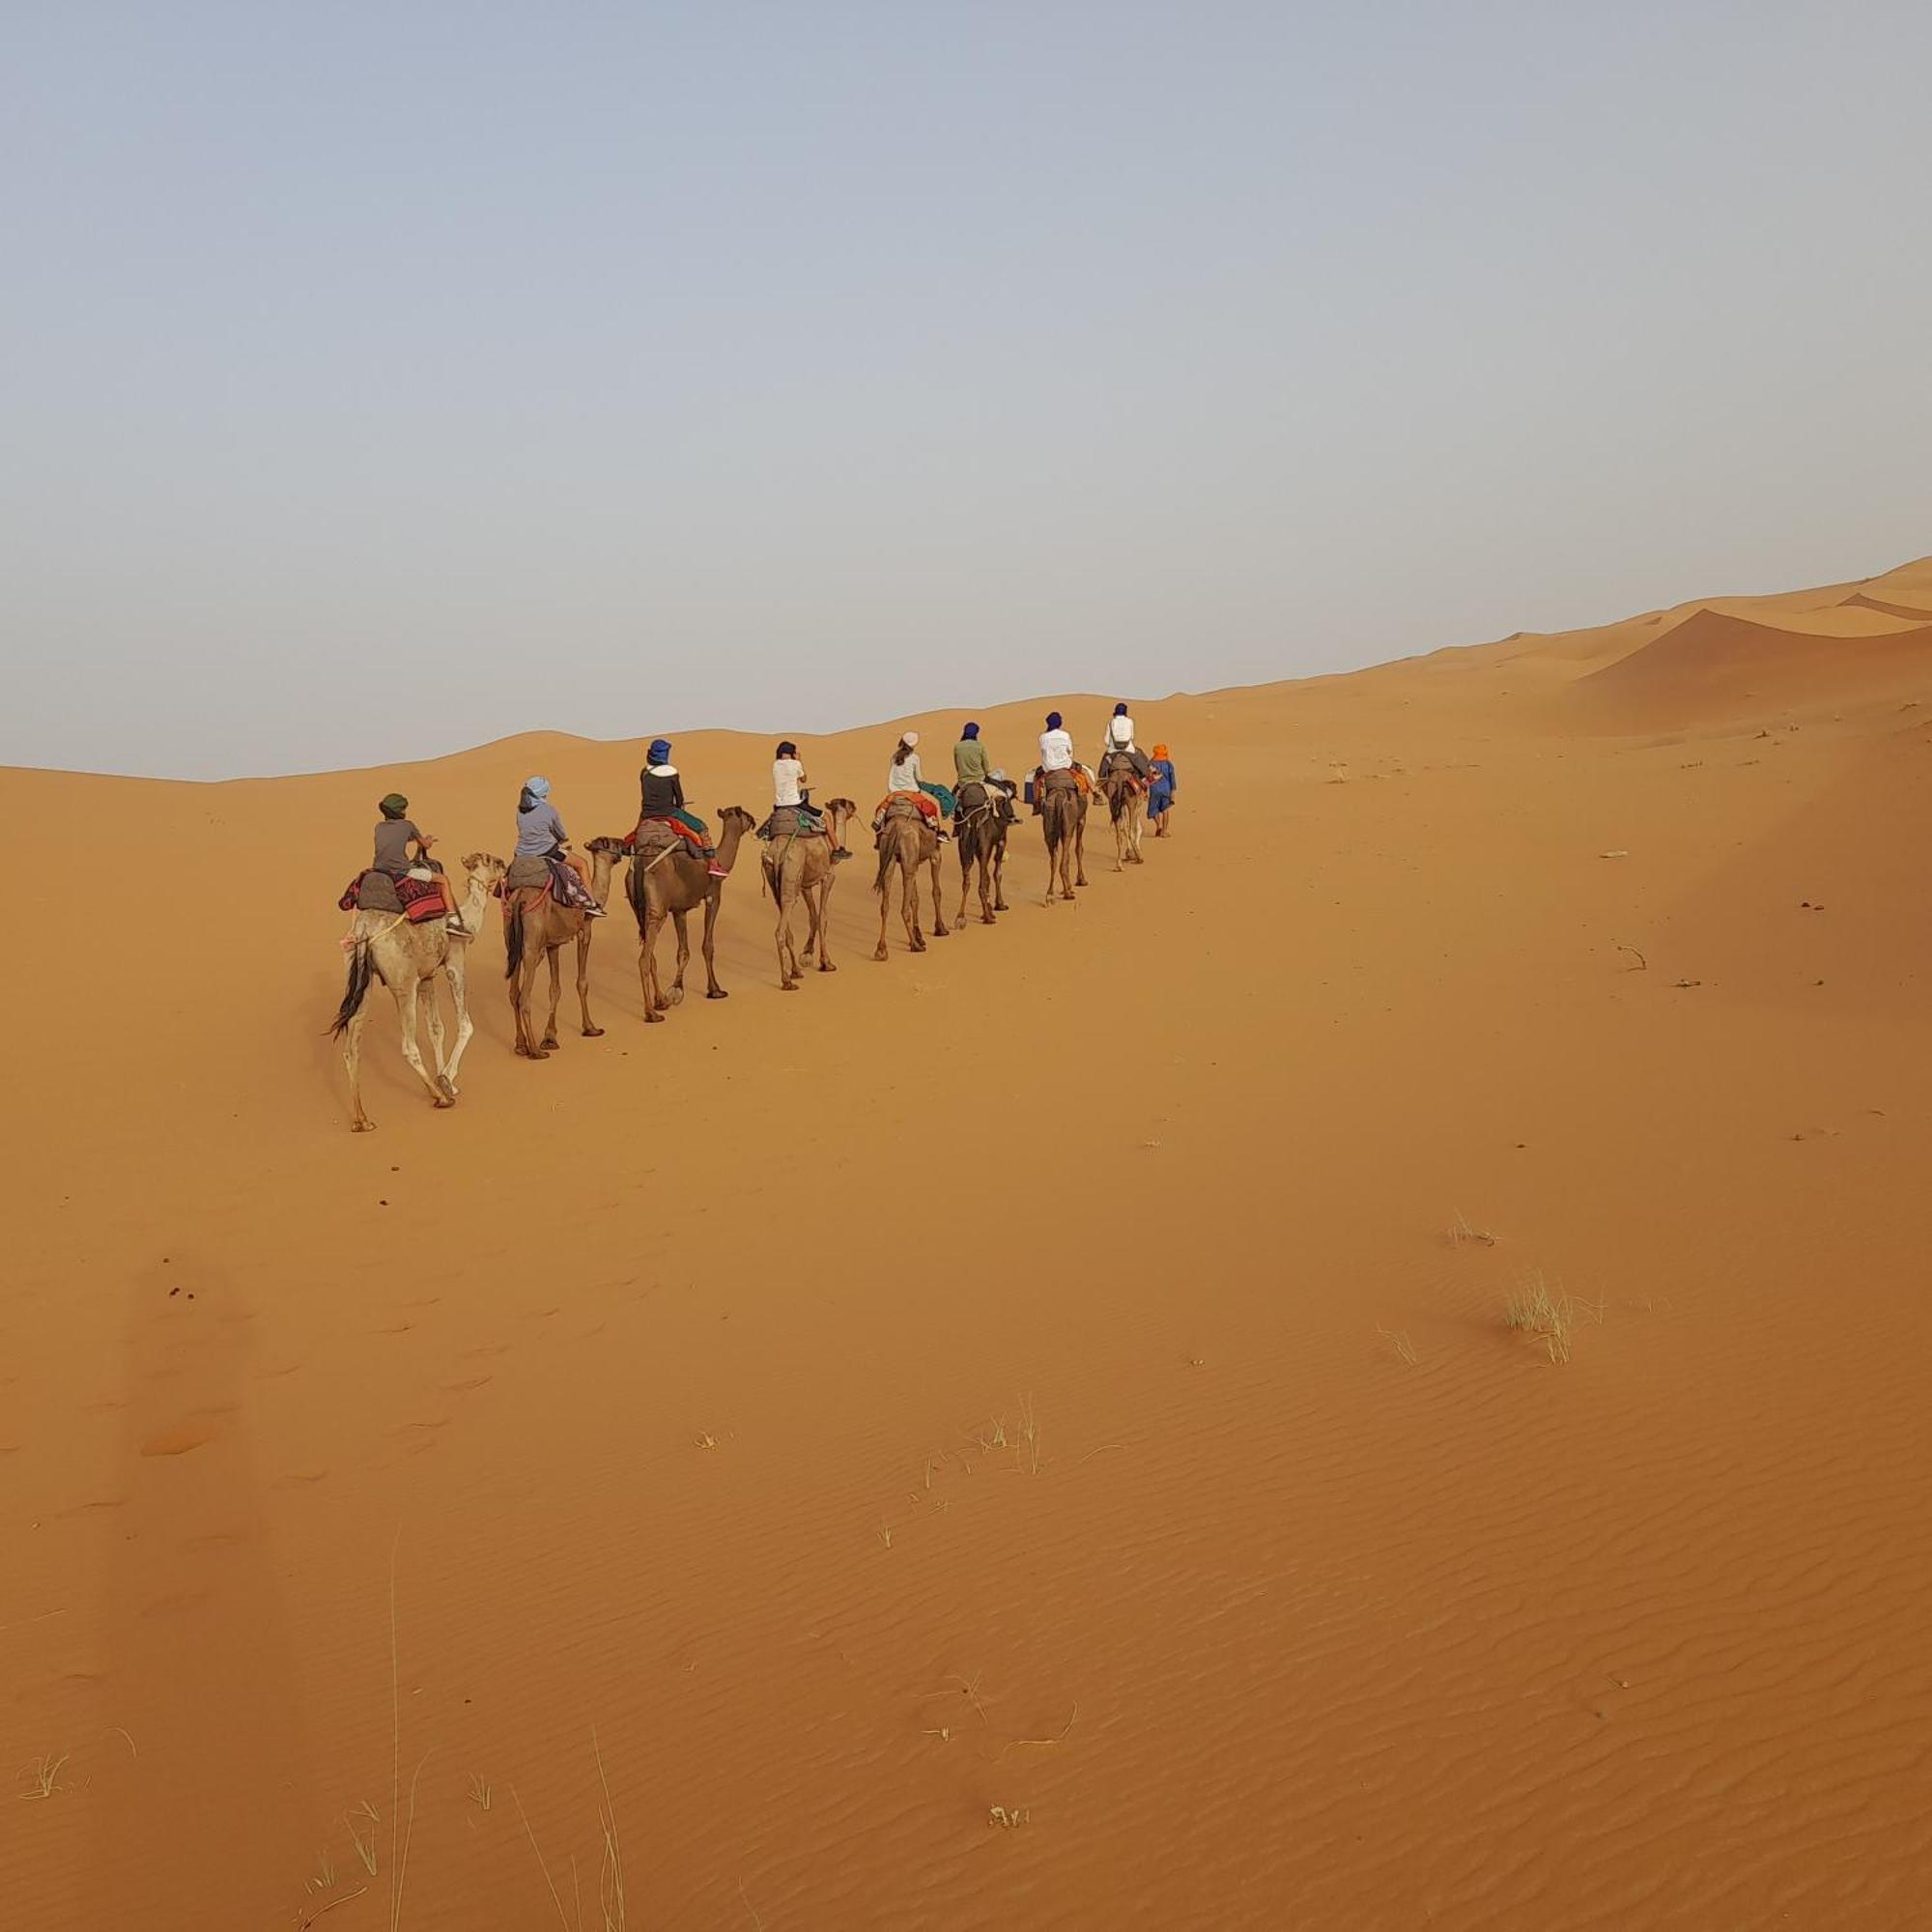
4;557;1931;1927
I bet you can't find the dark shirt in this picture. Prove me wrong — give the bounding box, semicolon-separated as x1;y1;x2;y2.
372;817;421;876
640;765;686;815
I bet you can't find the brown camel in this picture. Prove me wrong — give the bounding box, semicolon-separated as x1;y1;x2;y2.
872;800;949;959
1039;774;1090;903
762;798;857;989
623;807;757;1020
501;840;620;1059
1098;772;1148;870
952;781;1012;927
328;853;502;1132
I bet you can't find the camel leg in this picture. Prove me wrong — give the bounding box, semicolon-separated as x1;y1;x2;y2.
640;910;667;1021
542;943;563;1051
874;861;893;961
813;871;837;972
776;870;798;989
577;926;602;1037
395;980;451;1107
670;909;692;1003
1075;814;1089;888
343;1008;375;1132
905;859;924;952
954;846;972;929
420;969;450;1083
928;848;948;937
515;954;551;1059
700;894;727;998
993;840;1009;912
440;952;472;1097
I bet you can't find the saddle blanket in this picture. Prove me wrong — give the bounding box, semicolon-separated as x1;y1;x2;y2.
340;870;445;922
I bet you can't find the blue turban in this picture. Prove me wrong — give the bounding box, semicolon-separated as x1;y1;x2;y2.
962;721;980;739
525;775;551;799
1045;711;1063;730
647;738;671;765
1114;701;1128;716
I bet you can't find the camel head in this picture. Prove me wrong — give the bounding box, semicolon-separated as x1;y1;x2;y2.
585;836;629;858
716;806;757;838
462;851;509;887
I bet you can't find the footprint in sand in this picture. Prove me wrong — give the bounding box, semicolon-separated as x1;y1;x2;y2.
140;1418;221;1457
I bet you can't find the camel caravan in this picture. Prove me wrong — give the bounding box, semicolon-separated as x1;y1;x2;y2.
328;711;1178;1129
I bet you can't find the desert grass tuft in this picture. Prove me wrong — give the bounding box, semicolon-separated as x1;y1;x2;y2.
469;1773;493;1812
1503;1270;1603;1363
16;1751;71;1801
346;1800;380;1875
1377;1325;1418;1367
1016;1393;1041;1475
1450;1211;1498;1248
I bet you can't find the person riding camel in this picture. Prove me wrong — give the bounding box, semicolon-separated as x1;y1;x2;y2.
764;739;837;847
514;777;606;915
638;738;728;879
952;721;1017;828
370;792;469;935
1031;711;1092;814
1097;703;1152;782
871;731;952;843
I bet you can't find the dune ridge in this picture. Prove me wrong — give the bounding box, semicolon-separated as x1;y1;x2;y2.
4;560;1932;1927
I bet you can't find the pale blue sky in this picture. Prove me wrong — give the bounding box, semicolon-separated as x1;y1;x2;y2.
4;1;1927;778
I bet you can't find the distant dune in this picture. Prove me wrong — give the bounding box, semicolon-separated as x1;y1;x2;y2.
4;558;1931;1929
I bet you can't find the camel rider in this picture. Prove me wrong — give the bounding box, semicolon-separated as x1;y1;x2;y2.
1032;710;1088;814
372;792;469;935
514;777;606;915
639;738;728;879
1097;707;1152;783
953;721;1017;828
770;740;850;859
872;731;951;842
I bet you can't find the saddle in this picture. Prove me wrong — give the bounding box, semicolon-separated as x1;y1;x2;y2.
879;795;927;823
339;870;444;923
758;805;826;841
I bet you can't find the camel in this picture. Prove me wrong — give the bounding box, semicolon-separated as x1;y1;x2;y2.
872;800;949;959
952;781;1012;927
762;798;857;989
622;807;757;1020
1098;771;1148;870
501;840;620;1059
1039;774;1090;903
328;853;502;1132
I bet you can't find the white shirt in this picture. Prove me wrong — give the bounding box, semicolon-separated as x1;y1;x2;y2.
1105;714;1137;753
1039;728;1075;772
887;752;923;793
773;757;805;807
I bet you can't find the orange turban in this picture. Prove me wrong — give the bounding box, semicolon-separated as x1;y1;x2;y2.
1152;743;1170;759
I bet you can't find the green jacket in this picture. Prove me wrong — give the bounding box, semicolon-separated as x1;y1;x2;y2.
953;738;993;785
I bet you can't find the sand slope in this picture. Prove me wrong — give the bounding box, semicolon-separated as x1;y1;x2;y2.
4;566;1932;1928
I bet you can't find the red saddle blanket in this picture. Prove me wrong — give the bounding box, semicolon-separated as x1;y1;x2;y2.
339;871;445;922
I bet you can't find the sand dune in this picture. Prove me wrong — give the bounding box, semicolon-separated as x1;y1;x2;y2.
5;566;1932;1927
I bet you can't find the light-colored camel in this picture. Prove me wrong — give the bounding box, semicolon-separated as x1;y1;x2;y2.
501;841;620;1059
872;801;950;959
1039;776;1090;903
762;798;857;990
622;807;757;1020
952;781;1012;927
1098;771;1148;870
329;853;502;1132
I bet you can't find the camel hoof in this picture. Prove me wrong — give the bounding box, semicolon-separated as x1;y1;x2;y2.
668;989;686;1007
706;988;728;1001
819;960;837;973
781;981;799;992
540;1037;559;1052
644;1009;666;1024
436;1075;457;1100
932;925;949;939
873;947;889;961
352;1120;376;1133
433;1094;456;1110
582;1026;605;1037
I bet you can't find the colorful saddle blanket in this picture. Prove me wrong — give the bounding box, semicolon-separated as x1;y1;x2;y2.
339;870;445;922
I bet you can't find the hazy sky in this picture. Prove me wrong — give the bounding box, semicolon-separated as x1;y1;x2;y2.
5;2;1928;779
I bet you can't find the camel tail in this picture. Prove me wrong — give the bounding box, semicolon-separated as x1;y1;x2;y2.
327;938;376;1038
872;842;894;897
503;902;526;980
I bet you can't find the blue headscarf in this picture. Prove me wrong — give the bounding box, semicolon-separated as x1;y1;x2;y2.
1045;711;1063;730
647;738;671;766
961;721;980;740
1114;701;1128;716
519;774;551;814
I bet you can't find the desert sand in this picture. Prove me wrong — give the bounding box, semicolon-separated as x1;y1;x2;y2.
4;556;1931;1928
